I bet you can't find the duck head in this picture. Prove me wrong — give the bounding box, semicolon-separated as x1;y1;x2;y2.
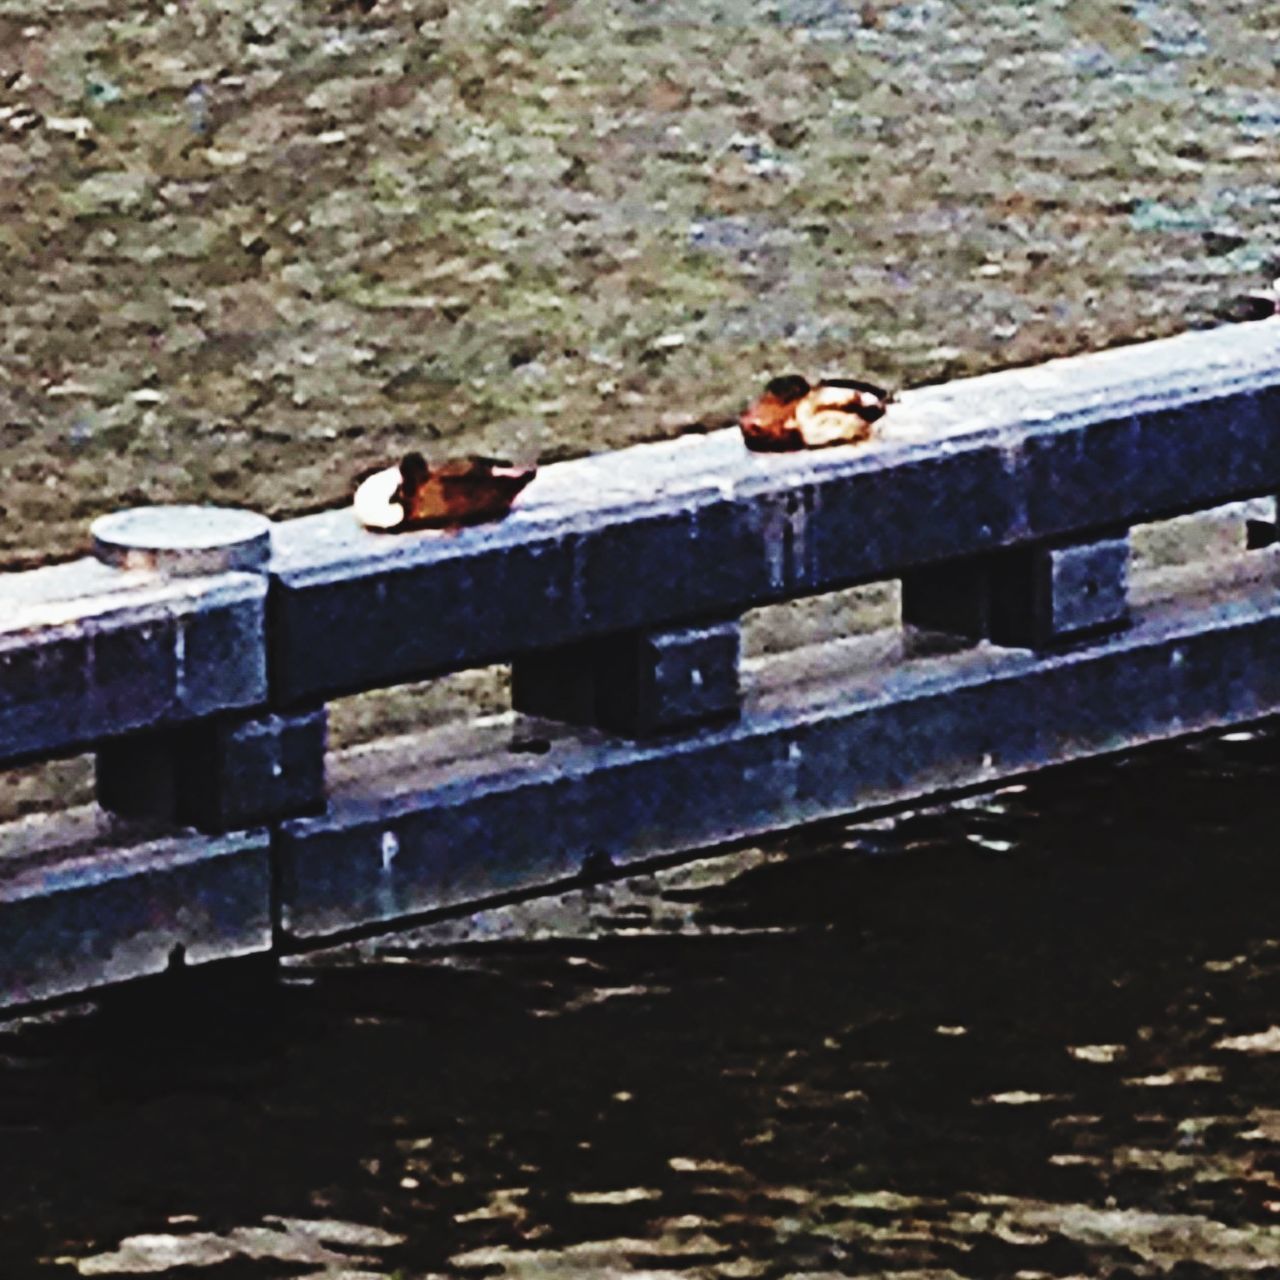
392;451;430;509
739;374;811;449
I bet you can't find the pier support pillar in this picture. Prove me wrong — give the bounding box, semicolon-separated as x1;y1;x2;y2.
903;532;1130;648
512;619;741;736
97;706;327;833
1245;496;1279;549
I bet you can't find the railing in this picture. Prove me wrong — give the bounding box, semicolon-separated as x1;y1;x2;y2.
3;321;1280;1009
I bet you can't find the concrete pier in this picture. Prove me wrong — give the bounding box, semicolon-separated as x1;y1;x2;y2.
276;553;1280;940
3;321;1280;1010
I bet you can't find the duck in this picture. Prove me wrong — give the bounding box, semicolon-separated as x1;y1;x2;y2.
354;452;537;531
739;375;894;451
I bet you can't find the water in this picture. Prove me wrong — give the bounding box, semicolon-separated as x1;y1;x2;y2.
2;725;1277;1277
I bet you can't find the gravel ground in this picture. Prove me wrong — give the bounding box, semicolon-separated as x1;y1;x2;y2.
1;0;1278;566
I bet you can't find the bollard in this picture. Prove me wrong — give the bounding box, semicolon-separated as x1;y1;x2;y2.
91;505;272;576
87;505;327;832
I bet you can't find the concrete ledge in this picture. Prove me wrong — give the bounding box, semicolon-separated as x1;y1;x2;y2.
0;811;271;1009
0;560;267;766
268;322;1280;703
276;550;1280;940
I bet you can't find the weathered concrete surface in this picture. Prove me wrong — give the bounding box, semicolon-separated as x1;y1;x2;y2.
0;810;271;1009
268;322;1280;703
0;559;267;766
275;549;1280;941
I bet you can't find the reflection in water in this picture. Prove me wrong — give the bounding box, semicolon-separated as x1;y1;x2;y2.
1;725;1277;1278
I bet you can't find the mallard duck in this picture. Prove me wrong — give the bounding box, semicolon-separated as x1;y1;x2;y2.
739;375;894;451
354;452;537;530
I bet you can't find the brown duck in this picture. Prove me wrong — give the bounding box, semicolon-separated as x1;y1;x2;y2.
740;375;894;451
354;452;537;531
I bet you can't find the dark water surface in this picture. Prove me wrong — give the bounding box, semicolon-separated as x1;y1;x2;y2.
1;725;1277;1278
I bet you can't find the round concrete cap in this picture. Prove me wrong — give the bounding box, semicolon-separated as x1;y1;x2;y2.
91;505;272;575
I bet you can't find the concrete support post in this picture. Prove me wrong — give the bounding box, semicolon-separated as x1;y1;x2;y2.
903;532;1131;649
1245;496;1279;549
97;706;328;834
899;559;991;642
512;619;741;736
84;502;325;834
